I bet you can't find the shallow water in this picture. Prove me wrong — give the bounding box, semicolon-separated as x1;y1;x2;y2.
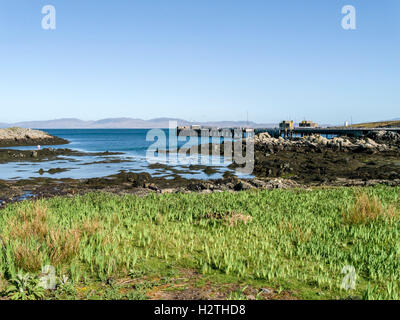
0;129;251;180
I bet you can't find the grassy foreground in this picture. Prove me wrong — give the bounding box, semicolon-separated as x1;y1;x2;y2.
0;186;400;300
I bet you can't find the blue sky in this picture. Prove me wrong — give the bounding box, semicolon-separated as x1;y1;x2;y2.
0;0;399;124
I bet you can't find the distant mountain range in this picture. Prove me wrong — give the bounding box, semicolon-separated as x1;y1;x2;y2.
0;118;278;129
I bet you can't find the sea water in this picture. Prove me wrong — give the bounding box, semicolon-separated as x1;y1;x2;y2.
0;129;249;180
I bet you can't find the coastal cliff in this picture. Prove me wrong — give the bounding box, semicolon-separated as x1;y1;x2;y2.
0;127;68;147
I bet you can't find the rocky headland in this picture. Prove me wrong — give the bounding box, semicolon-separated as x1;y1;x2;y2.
0;127;68;147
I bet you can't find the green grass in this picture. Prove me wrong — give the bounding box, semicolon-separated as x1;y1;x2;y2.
349;120;400;128
0;186;400;300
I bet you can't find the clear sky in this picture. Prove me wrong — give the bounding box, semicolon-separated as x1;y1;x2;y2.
0;0;399;124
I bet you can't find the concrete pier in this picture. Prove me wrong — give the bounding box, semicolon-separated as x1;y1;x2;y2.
176;127;255;138
177;125;400;139
256;127;400;138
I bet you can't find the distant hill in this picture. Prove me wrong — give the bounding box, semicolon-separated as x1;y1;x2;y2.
12;118;94;129
350;120;400;128
0;118;277;129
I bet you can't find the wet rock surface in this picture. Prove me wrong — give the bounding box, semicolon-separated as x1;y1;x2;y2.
0;147;123;164
249;132;400;185
252;149;400;185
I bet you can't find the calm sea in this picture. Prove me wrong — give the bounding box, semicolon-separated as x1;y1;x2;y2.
0;129;245;180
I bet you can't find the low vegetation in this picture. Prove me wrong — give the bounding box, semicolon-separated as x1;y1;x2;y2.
0;186;399;300
342;192;398;225
350;120;400;128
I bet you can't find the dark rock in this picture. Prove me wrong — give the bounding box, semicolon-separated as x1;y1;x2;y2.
187;182;209;191
234;180;254;191
144;183;160;192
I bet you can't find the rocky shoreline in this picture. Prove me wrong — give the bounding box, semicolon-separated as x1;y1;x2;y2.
1;166;400;209
0;171;301;207
253;130;400;153
160;130;400;185
1;129;400;208
0;127;68;147
247;131;400;184
0;147;122;164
